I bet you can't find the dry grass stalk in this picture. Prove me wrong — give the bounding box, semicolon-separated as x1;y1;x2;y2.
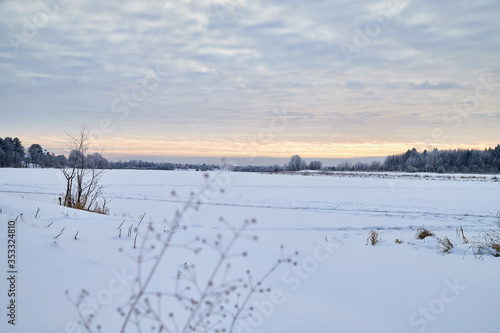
456;226;469;244
55;226;66;239
133;233;138;249
366;230;382;246
117;219;125;229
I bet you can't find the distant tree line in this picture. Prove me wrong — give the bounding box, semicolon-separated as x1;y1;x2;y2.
0;137;221;171
232;155;323;173
233;164;284;173
1;136;499;174
329;146;500;173
108;160;219;171
239;148;500;174
0;136;107;169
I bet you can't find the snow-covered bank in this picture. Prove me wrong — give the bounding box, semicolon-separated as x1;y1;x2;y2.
291;169;500;182
0;169;499;332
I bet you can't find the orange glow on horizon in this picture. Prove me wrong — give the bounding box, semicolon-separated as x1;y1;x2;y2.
25;136;498;160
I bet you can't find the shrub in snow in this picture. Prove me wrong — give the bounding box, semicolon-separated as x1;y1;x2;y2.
415;227;435;239
436;237;455;254
308;160;323;170
471;230;500;258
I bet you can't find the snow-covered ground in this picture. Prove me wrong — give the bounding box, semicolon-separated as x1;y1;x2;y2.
0;168;499;333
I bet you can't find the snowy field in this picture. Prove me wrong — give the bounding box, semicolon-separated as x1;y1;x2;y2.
1;168;499;333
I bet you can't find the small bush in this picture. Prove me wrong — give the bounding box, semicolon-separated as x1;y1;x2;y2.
437;236;455;254
416;227;435;239
471;230;500;258
73;201;86;211
366;230;382;246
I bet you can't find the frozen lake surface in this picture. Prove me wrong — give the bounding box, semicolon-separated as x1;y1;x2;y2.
0;169;499;333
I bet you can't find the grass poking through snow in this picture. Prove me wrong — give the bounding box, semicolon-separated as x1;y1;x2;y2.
471;230;500;258
415;227;435;239
366;230;382;246
456;226;469;244
437;236;455;254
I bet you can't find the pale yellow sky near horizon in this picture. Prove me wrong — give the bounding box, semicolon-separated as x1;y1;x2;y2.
13;134;498;162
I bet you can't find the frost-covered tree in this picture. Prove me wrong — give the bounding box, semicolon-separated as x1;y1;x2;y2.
67;149;84;169
86;152;109;169
308;160;323;170
54;155;68;168
287;155;307;171
381;146;500;173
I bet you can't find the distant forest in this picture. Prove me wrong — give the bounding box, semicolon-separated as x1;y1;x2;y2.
0;137;219;171
334;146;500;174
1;137;499;174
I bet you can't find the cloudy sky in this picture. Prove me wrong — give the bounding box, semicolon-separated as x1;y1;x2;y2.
1;0;499;163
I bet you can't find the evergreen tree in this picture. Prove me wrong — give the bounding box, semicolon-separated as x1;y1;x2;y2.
0;137;25;168
28;144;44;167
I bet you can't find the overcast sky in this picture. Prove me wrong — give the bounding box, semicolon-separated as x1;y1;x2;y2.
1;0;499;163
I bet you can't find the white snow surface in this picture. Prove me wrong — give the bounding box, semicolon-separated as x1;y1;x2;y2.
0;168;499;333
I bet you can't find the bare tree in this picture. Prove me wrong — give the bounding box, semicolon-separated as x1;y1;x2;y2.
61;124;108;213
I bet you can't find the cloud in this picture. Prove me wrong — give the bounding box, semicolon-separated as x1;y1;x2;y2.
410;80;463;90
344;80;366;89
0;0;499;158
